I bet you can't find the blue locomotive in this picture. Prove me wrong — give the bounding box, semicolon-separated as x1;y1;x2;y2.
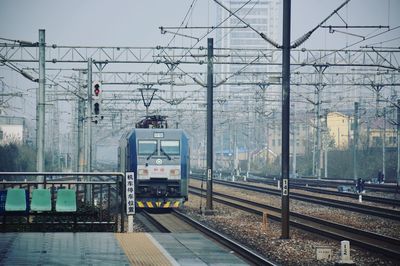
118;116;189;209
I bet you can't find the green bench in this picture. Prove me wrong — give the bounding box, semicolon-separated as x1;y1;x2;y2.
55;189;77;212
5;188;27;211
4;188;76;212
31;189;52;211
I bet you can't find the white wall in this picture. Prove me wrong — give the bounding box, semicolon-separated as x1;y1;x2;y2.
0;125;24;144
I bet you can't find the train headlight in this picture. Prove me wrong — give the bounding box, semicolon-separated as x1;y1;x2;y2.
138;169;149;176
170;169;180;176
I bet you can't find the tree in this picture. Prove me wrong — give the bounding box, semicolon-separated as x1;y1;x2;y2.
0;143;35;171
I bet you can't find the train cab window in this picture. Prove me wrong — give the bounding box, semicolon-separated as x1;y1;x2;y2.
160;140;180;156
138;140;158;155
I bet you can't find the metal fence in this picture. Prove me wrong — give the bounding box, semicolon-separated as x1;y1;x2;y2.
0;172;125;232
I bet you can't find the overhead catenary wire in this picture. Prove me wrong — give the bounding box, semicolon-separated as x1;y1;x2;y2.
215;0;258;45
159;0;277;92
291;25;400;73
207;0;352;89
141;0;199;82
213;0;280;48
154;0;254;86
291;0;351;48
0;54;38;82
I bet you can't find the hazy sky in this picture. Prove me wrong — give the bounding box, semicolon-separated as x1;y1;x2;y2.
1;0;398;163
1;0;399;117
0;0;398;48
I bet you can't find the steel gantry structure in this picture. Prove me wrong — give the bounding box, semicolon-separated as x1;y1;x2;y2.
1;40;399;176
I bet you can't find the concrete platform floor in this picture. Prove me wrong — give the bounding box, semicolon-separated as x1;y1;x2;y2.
0;232;248;265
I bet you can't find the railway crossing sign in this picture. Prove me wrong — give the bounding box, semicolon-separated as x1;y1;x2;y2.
126;172;135;214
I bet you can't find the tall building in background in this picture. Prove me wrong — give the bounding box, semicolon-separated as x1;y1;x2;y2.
214;0;282;170
216;0;281;96
216;0;281;49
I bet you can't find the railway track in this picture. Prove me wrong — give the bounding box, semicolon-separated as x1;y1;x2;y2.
137;210;277;265
191;178;400;221
189;187;400;260
296;186;400;207
248;174;399;193
192;174;400;207
192;171;399;193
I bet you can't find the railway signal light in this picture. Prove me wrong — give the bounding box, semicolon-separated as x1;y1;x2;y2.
94;83;100;96
93;81;101;98
92;81;103;122
94;102;100;115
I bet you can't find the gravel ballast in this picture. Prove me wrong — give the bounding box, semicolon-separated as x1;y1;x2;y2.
184;179;400;265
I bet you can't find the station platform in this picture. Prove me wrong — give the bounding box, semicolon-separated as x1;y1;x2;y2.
0;232;248;265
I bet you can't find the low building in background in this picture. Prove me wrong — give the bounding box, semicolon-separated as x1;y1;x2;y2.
0;116;27;145
327;112;352;150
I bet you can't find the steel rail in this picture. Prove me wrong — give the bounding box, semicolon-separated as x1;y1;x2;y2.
246;175;400;205
140;210;277;265
172;210;278;266
192;179;400;220
139;211;171;233
189;188;400;260
250;174;399;193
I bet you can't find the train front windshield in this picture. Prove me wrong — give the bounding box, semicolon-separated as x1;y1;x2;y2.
138;140;157;155
138;139;180;158
160;140;180;156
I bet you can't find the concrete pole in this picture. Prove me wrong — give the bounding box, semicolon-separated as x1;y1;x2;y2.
353;102;359;180
86;60;93;202
324;146;328;178
77;71;85;172
292;103;297;177
324;110;328;178
247;101;251;179
312;103;316;176
206;38;214;211
266;119;270;166
382;107;386;178
221;128;224;174
78;98;85;172
397;100;400;190
281;0;291;239
316;86;321;179
37;29;45;178
87;58;93;172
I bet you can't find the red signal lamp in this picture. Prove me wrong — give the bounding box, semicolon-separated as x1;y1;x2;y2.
94;83;100;96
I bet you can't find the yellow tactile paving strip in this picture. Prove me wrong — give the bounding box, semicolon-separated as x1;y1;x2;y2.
115;233;177;266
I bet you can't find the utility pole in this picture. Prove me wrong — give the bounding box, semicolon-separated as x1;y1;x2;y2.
382;107;386;178
86;58;93;172
77;71;85;172
324;110;328;178
281;0;291;239
397;99;400;191
314;66;327;179
292;102;297;178
246;100;251;180
206;38;214;212
86;60;93;203
37;29;45;178
353;102;359;180
313;85;321;178
324;142;328;178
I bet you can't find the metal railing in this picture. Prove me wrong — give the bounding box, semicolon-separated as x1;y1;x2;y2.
0;172;125;232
